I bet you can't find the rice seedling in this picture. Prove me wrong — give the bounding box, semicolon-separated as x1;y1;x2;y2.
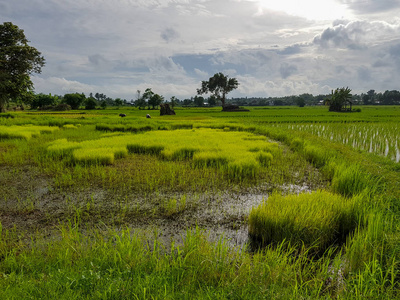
331;163;374;197
0;125;59;140
45;128;279;181
276;122;400;162
248;190;360;253
62;124;79;129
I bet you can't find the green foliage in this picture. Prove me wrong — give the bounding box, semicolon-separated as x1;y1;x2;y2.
84;97;97;110
197;72;239;107
63;93;85;110
0;22;45;112
327;87;352;112
31;93;58;109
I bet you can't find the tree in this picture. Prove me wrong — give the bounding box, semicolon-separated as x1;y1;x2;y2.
207;95;217;106
327;87;352;112
114;98;123;108
169;96;177;109
100;100;107;109
31;93;58;109
295;96;306;107
193;95;205;107
197;72;238;108
142;88;154;110
148;93;164;109
63;93;86;110
0;22;45;112
84;97;97;110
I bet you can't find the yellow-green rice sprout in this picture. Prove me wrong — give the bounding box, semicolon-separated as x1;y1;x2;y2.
249;190;359;252
46;128;280;179
0;125;59;140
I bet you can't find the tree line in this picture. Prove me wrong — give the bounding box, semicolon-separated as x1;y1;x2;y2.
228;89;400;107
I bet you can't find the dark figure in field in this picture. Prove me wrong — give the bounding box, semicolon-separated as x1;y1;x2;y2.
146;114;151;118
119;113;126;117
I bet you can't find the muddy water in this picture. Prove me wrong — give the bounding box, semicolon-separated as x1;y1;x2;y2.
125;183;312;249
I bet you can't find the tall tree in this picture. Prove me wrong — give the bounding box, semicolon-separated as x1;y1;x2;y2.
148;93;164;109
63;93;86;110
142;88;154;110
0;22;45;112
197;72;238;108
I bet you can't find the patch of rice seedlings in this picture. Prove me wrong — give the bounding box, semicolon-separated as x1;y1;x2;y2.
62;124;78;129
226;158;260;180
47;139;81;157
169;123;193;130
192;151;229;168
248;190;360;253
290;138;304;151
331;163;374;197
0;125;59;140
45;128;278;180
127;144;165;155
73;148;115;165
303;144;330;168
257;152;273;167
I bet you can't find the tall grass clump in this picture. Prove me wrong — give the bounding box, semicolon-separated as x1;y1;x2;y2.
331;163;374;197
249;190;360;253
343;211;400;298
302;144;331;168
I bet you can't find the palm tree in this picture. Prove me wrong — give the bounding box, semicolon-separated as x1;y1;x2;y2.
327;87;352;112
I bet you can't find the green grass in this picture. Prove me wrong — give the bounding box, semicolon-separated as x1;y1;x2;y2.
1;106;400;298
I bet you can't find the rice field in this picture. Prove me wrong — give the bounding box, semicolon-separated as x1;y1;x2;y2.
273;122;400;162
0;106;399;299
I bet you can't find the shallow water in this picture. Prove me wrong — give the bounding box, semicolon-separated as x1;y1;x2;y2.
125;183;313;249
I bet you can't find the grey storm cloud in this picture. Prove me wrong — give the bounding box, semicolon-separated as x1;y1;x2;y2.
160;27;180;43
279;63;297;79
340;0;400;14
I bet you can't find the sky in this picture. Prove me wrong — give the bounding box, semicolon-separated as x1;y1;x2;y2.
1;0;400;101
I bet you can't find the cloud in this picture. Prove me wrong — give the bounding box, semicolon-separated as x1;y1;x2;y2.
279;62;298;79
357;66;373;82
160;27;180;43
313;20;400;49
340;0;400;14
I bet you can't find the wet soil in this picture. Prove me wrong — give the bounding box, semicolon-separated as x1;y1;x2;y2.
0;164;321;248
